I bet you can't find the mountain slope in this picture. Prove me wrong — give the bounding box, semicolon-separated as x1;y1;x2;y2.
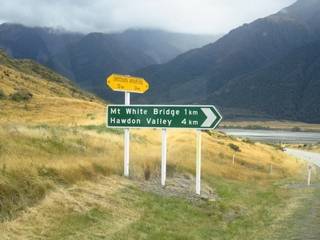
213;40;320;122
136;0;320;123
0;50;104;125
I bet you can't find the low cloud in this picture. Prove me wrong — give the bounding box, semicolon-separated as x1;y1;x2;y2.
0;0;296;34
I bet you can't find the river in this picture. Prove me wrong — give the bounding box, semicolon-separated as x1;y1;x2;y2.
220;129;320;144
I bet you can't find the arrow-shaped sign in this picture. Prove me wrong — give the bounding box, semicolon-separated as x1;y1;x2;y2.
107;105;222;130
106;74;149;93
201;108;218;128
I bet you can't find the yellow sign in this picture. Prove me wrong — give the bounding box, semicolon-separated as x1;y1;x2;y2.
106;74;149;93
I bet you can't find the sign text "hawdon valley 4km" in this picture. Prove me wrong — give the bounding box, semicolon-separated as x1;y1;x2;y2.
107;105;222;130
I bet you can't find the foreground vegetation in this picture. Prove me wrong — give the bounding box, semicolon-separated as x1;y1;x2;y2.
0;123;309;239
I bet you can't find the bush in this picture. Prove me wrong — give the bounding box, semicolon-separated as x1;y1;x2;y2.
0;89;5;100
228;143;241;152
243;139;255;145
144;165;151;181
291;127;302;132
10;89;33;102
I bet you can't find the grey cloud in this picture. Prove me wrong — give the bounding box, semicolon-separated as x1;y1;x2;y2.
0;0;296;34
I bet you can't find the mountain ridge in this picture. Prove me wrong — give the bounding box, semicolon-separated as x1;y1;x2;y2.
0;23;219;101
135;0;320;123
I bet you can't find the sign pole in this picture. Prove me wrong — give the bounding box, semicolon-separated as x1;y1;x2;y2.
161;129;167;186
196;130;202;195
308;165;312;186
124;92;130;177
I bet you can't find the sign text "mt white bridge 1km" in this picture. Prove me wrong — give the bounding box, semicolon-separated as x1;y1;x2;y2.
107;105;222;130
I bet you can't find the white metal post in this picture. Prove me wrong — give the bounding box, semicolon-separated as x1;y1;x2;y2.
161;129;167;186
232;153;235;165
124;92;130;177
308;165;312;186
196;130;202;195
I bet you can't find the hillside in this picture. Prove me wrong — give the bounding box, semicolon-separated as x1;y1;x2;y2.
136;0;320;123
0;23;219;101
214;40;320;122
0;50;105;125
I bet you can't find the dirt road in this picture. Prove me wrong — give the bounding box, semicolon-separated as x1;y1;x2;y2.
285;148;320;167
276;149;320;240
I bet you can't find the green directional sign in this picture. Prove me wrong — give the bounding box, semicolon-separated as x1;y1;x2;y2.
107;105;222;129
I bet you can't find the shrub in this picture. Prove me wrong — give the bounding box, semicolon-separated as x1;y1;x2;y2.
0;89;5;100
10;89;33;102
144;165;151;181
228;143;241;152
291;127;302;132
243;139;255;145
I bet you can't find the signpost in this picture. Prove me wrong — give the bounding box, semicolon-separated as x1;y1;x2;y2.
106;74;149;177
308;164;312;186
106;73;222;195
107;104;222;193
107;105;222;129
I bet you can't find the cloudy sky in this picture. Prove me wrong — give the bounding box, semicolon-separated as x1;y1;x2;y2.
0;0;296;34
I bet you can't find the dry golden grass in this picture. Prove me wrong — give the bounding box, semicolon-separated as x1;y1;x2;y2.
0;64;106;125
287;143;320;153
0;97;105;125
311;145;320;153
0;176;139;240
0;124;303;185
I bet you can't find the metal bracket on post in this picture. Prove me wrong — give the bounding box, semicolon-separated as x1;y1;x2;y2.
124;92;130;177
196;130;202;195
161;129;167;186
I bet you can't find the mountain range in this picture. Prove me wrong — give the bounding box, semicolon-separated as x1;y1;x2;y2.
0;24;217;101
1;0;320;123
136;0;320;123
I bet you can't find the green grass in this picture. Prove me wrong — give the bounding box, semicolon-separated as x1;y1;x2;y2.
46;208;113;240
108;178;294;240
0;168;307;239
0;162;299;239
